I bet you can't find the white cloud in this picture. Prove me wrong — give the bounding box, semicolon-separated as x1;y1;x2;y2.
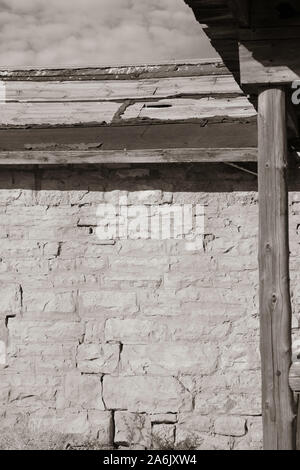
0;0;216;67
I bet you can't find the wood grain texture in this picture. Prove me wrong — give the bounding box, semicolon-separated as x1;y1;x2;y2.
3;76;242;102
258;88;296;450
0;98;256;127
0;148;258;165
122;97;256;121
0;120;258;151
0;60;228;81
0;101;121;126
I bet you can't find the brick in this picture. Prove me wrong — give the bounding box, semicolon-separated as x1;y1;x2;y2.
103;376;193;413
77;343;120;374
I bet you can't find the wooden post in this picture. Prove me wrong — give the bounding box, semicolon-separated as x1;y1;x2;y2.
258;87;296;450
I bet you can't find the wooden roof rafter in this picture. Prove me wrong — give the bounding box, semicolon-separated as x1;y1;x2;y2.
0;61;258;164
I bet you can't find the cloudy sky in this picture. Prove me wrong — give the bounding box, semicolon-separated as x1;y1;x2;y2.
0;0;216;67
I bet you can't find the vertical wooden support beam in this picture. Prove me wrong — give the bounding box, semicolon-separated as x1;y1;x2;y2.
258;87;296;450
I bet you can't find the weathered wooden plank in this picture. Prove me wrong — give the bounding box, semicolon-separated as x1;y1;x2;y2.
239;41;300;85
258;87;296;450
0;120;258;151
0;96;256;127
0;148;258;165
123;97;256;121
0;60;228;82
0;101;121;126
3;76;242;103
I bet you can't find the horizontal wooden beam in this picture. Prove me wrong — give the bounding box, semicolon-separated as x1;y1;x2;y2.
0;96;256;127
0;60;228;82
0;121;258;152
0;148;258;165
2;76;242;103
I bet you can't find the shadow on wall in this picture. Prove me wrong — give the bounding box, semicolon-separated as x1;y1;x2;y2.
0;163;260;193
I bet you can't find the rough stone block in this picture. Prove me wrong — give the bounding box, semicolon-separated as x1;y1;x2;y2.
79;291;137;316
85;320;106;343
88;410;113;445
0;284;21;317
152;424;175;449
8;320;84;344
23;290;76;314
0;383;10;405
105;318;167;344
114;412;151;448
198;434;232;450
103;376;192;413
176;413;211;445
0;340;6;366
57;371;104;411
121;343;218;376
195;391;261;416
29;409;90;435
214;416;246;437
77;343;120;374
